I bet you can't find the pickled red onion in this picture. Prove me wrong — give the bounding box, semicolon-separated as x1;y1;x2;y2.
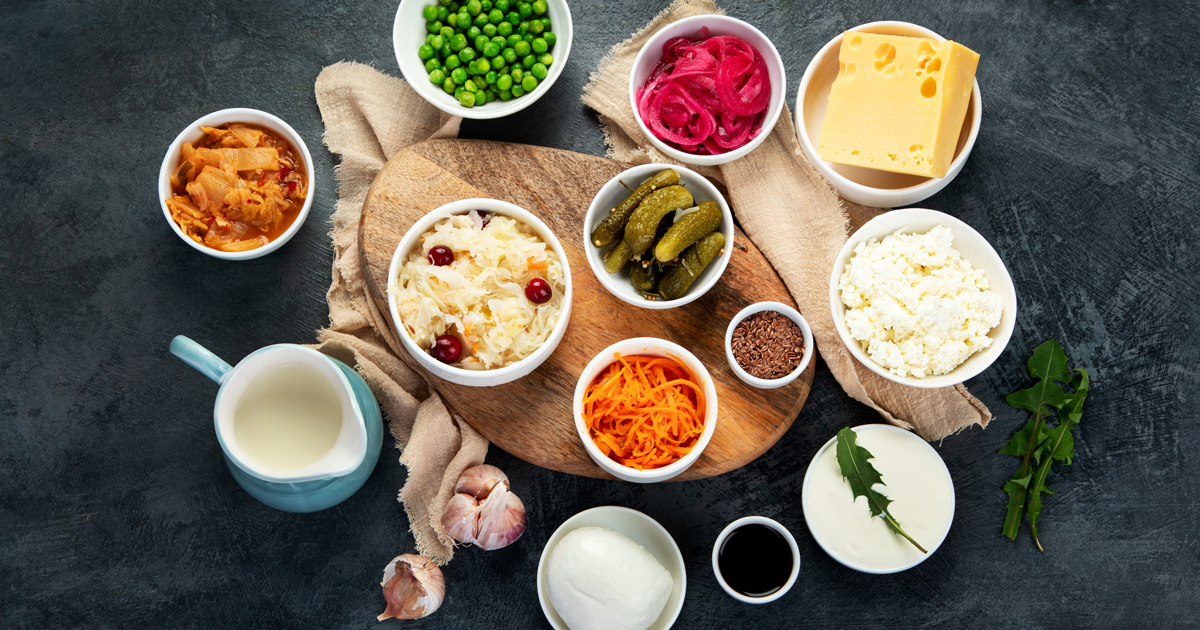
636;30;771;156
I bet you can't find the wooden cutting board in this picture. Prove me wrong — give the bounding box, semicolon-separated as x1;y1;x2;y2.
359;139;813;480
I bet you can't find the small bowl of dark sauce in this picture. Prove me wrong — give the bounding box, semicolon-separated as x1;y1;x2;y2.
711;516;800;604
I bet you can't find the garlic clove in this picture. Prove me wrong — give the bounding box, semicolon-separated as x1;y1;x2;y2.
473;482;527;550
455;464;510;501
441;492;482;545
377;554;445;621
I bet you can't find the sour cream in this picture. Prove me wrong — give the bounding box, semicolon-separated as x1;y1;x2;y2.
801;425;955;573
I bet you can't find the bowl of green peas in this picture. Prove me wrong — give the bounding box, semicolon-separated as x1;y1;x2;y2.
394;0;572;118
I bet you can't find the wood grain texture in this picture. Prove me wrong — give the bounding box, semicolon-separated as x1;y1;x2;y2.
359;139;812;480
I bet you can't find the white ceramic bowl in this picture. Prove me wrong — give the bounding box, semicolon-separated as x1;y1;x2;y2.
584;164;734;309
158;108;315;260
573;338;718;483
800;424;955;574
393;0;573;119
829;208;1016;388
724;302;813;389
629;15;786;166
386;198;572;386
537;506;686;630
795;21;983;207
711;516;800;604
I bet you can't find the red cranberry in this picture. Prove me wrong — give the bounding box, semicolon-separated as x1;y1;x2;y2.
524;278;553;304
429;334;463;364
427;245;454;266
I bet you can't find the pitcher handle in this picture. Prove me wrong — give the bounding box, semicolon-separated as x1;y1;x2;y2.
170;335;233;385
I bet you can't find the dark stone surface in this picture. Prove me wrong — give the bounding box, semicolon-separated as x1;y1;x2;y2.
2;0;1198;627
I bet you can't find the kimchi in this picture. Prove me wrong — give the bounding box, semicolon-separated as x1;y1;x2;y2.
165;123;307;252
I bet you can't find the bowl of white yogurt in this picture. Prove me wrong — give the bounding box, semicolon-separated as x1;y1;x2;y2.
801;424;955;574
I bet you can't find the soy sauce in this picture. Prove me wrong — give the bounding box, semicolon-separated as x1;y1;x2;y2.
717;524;793;597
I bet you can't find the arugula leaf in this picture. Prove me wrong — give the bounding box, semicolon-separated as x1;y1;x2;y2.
835;427;928;554
999;340;1089;550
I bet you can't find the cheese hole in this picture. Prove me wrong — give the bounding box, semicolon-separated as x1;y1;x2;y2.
921;77;938;98
874;42;896;63
925;58;942;73
851;150;860;156
837;61;846;81
849;35;862;49
909;144;923;153
884;65;896;78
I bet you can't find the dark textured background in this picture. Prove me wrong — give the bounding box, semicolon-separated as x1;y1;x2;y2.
2;0;1198;627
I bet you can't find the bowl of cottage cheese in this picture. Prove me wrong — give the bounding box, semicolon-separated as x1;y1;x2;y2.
829;208;1017;388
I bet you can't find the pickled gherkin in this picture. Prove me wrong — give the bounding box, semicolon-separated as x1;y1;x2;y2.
654;200;722;263
622;185;693;256
603;239;634;274
590;169;679;248
658;232;726;300
629;260;661;292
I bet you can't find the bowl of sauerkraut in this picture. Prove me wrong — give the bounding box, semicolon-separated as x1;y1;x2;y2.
387;198;572;387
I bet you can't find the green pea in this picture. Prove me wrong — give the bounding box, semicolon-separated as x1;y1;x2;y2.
474;13;488;26
532;0;547;15
497;21;513;36
468;25;482;39
450;33;467;51
485;89;497;102
507;34;522;46
485;70;499;84
513;40;530;56
518;21;528;35
505;11;519;25
499;89;513;101
454;85;465;99
426;33;435;45
490;55;506;70
522;75;538;91
445;54;461;69
524;33;535;42
443;77;456;93
464;79;478;92
438;6;450;20
481;0;493;9
423;5;438;20
511;84;525;97
483;42;501;57
543;32;556;47
430;34;445;49
518;2;532;18
440;0;452;6
429;68;446;84
522;54;535;69
458;10;469;25
440;26;454;39
466;0;482;15
440;43;453;57
426;20;442;34
501;47;517;63
496;74;513;90
496;0;510;11
418;44;434;60
447;0;458;8
530;62;547;80
446;12;458;27
528;19;544;35
539;52;553;66
540;17;550;28
482;23;496;37
510;67;524;82
459;47;476;63
488;8;504;23
476;59;493;74
474;35;489;50
531;38;547;54
425;59;441;73
451;67;468;84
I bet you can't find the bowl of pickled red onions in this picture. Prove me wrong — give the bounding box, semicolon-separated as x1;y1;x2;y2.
629;15;786;166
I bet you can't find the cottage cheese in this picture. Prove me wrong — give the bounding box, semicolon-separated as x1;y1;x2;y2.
839;225;1002;378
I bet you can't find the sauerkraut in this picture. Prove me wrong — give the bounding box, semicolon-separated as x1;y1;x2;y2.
389;211;565;370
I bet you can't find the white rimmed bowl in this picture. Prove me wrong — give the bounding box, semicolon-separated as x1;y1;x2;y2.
724;302;813;389
795;21;982;208
629;14;786;166
158;108;314;260
829;208;1016;388
800;424;955;574
537;506;686;630
386;198;572;387
573;337;718;483
711;516;800;604
393;0;573;119
584;164;734;309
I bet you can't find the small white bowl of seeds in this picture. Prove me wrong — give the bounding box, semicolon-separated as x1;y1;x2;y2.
725;302;813;389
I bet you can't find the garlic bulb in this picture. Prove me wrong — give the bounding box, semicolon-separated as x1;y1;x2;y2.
377;554;445;621
440;464;527;550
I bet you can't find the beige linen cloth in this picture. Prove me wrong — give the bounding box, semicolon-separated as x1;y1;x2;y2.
309;0;988;565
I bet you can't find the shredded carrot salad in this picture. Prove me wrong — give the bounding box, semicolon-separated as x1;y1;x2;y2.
582;353;706;470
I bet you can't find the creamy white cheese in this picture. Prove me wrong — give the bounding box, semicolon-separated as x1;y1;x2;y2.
546;527;673;630
839;225;1002;378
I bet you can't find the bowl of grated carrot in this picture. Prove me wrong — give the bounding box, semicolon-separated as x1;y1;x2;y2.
573;338;718;483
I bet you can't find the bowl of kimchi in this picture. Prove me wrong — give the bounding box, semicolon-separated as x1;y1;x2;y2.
158;108;314;260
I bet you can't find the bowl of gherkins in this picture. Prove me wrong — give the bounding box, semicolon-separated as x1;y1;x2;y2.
584;164;734;309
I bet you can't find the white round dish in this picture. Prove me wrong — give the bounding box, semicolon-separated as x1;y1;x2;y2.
801;424;955;574
794;21;983;208
393;0;574;120
711;516;800;604
829;208;1016;388
537;506;686;630
158;108;314;260
573;337;718;483
584;164;734;309
629;14;786;166
724;301;813;389
386;198;572;387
